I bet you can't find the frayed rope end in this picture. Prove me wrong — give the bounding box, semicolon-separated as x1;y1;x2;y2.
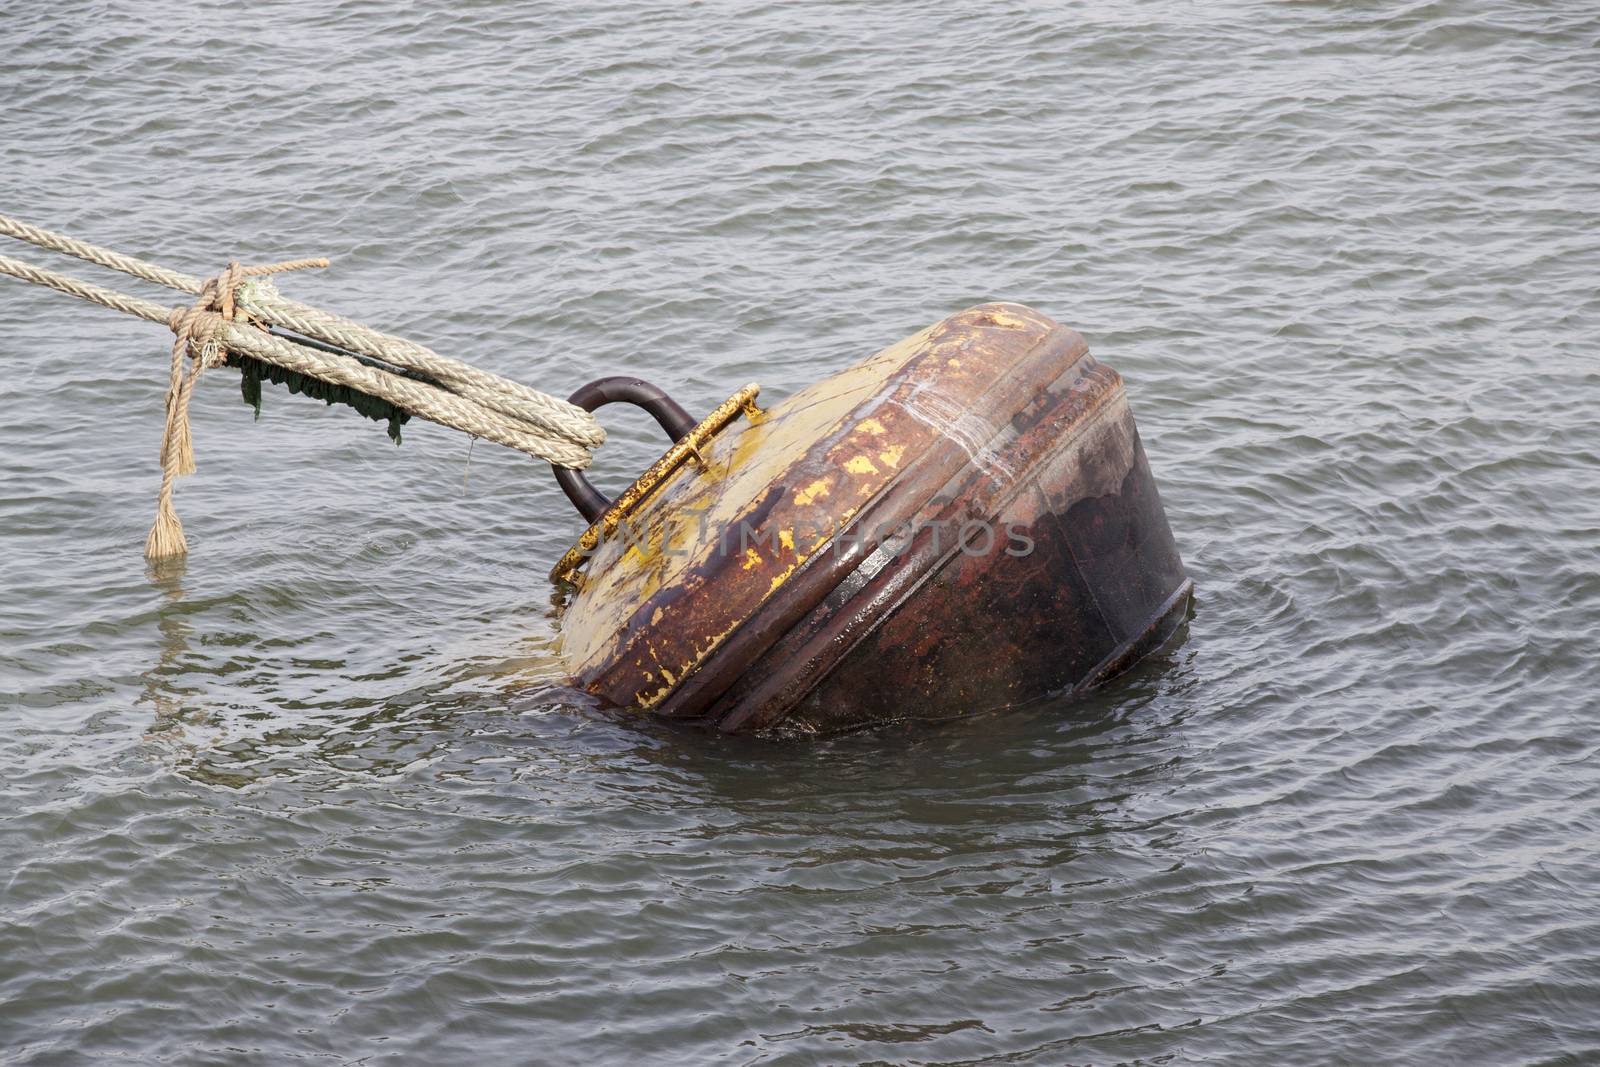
144;498;187;560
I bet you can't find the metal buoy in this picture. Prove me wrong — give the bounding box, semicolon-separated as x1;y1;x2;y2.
550;303;1192;737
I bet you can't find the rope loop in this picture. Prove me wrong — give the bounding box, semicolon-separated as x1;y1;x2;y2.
147;256;328;559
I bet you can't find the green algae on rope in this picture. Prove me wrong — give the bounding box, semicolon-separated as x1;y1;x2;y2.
230;351;412;444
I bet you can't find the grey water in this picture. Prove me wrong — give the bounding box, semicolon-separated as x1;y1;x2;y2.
2;2;1598;1063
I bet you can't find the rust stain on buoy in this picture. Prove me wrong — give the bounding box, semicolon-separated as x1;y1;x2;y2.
551;303;1192;737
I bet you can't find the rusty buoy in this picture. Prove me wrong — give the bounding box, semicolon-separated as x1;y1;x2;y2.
549;303;1192;737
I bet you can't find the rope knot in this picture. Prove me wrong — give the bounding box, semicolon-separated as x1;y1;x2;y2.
166;303;224;365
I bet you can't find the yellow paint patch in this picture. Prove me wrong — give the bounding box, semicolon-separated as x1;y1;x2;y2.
636;618;742;708
878;444;905;469
742;547;763;570
778;529;795;551
767;564;797;594
857;417;888;435
794;479;831;506
844;455;879;475
984;310;1030;329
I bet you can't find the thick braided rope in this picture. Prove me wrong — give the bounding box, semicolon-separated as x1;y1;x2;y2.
0;252;171;322
0;213;198;292
214;321;595;466
0;253;596;466
0;211;603;450
235;284;605;448
2;226;610;560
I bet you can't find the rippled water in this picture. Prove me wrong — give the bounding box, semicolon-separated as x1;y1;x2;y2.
4;2;1599;1062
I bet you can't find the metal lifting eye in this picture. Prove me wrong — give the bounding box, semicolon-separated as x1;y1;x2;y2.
547;380;763;588
551;377;699;523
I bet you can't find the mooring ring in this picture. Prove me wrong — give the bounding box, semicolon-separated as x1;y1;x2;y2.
553;377;700;523
549;381;762;588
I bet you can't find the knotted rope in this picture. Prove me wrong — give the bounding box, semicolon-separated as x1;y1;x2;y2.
0;212;608;560
148;258;329;559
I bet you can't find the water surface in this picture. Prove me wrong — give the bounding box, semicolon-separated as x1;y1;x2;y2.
2;2;1598;1063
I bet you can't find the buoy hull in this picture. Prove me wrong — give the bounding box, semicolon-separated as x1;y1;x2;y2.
556;304;1191;737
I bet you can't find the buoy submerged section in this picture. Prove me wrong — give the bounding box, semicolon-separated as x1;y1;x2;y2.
553;303;1192;737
